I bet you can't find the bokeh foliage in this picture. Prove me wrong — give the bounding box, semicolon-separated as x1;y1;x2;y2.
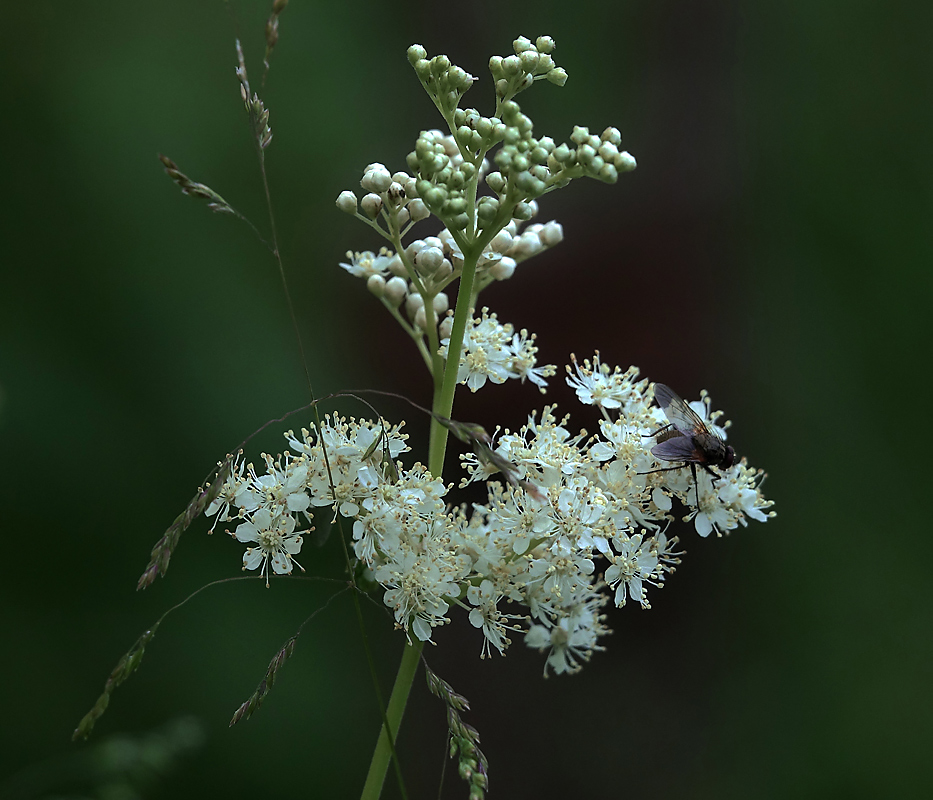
1;1;930;797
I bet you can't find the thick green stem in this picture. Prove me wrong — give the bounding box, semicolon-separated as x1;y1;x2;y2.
359;635;423;800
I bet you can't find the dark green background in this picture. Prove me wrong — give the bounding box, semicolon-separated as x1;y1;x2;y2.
2;1;930;798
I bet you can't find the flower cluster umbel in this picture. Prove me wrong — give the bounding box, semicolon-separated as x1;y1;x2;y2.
208;355;773;674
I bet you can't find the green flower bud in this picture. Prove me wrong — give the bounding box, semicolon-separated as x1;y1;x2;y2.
424;186;447;209
538;54;555;73
502;55;521;76
598;163;619;183
445;197;468;215
552;143;572;163
513;201;534;220
488;55;503;79
407;44;427;64
571;126;591;145
494;149;512;170
477;197;500;222
519;50;540;72
576;144;596;165
513;36;534;53
485;172;506;193
546;67;568;87
535;35;556;53
601;126;622;146
448;212;470;230
617;151;637;172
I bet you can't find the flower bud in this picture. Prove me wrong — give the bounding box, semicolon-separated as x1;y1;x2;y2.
489;256;516;281
414;246;444;275
366;274;386;297
485;172;506;194
361;163;392;193
335;190;358;214
405;291;424;320
439;315;454;339
490;229;513;252
408;198;430;221
407;44;427;64
384;276;408;307
539;220;563;247
387;253;407;277
546;67;568;87
601;126;622;146
361;193;383;218
617;151;637;172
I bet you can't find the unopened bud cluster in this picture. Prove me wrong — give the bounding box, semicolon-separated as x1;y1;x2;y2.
489;35;566;102
337;162;430;232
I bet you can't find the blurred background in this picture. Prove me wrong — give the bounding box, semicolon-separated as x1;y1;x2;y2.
1;1;930;797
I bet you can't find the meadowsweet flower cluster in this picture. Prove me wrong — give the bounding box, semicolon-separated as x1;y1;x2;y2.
195;36;774;683
206;356;772;673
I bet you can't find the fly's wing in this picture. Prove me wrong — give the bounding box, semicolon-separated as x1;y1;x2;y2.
651;435;704;464
653;383;709;438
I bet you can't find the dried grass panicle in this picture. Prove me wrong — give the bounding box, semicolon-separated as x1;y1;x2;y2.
137;455;235;591
435;415;492;447
234;38;273;150
424;663;489;798
246;93;273;150
158;154;235;215
72;627;159;741
229;636;297;726
263;0;289;75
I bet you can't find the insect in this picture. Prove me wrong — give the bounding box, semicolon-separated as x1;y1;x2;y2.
642;383;735;511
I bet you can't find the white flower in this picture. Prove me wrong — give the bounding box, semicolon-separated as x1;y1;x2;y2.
205;456;259;531
604;533;660;608
566;353;645;413
467;579;519;658
233;509;305;587
339;249;395;280
525;592;607;676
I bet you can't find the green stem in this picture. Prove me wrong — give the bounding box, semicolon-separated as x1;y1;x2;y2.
359;638;424;800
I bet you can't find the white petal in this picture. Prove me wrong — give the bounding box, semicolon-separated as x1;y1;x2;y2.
412;616;432;641
253;508;273;529
242;548;264;570
694;513;713;538
271;551;292;575
652;487;672;511
234;522;259;543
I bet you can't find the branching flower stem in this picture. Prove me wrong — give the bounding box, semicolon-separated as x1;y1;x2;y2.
362;204;515;799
